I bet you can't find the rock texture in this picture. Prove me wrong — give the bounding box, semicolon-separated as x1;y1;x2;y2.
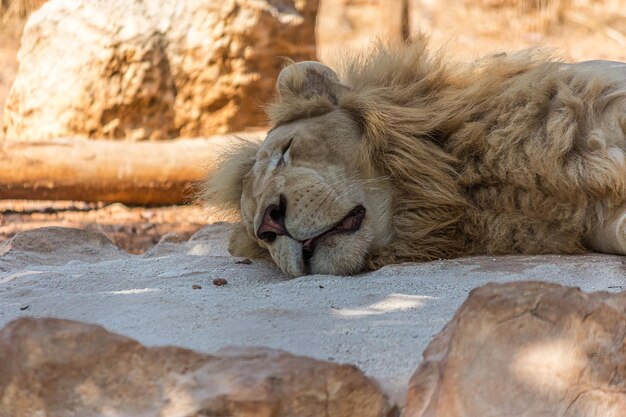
0;317;393;417
3;0;318;141
405;281;626;417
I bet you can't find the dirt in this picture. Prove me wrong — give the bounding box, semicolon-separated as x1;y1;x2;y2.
0;201;220;254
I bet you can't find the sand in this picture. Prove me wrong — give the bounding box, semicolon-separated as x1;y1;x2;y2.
1;223;624;403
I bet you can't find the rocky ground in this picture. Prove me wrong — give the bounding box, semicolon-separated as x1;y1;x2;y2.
0;200;210;253
1;225;625;415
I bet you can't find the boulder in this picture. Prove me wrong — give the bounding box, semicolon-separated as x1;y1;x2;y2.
0;226;126;272
405;281;626;417
0;317;394;417
2;0;318;141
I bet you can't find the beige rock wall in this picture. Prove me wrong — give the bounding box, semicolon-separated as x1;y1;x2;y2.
2;0;318;141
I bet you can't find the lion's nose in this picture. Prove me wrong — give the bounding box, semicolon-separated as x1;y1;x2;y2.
256;194;289;242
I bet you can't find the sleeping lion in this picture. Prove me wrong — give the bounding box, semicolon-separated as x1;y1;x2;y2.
204;38;626;277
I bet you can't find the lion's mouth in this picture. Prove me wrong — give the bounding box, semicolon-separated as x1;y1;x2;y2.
301;205;366;265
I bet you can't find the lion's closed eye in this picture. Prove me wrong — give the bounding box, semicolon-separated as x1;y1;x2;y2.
276;138;293;169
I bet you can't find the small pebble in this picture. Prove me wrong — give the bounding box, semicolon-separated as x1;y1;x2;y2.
212;278;228;286
319;285;325;289
19;305;29;311
236;259;253;265
192;284;202;290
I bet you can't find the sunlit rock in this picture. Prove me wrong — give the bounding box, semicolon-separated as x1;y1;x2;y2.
0;317;393;417
3;0;318;140
405;281;626;417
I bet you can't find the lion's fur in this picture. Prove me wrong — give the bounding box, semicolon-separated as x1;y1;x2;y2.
201;136;260;214
204;36;626;274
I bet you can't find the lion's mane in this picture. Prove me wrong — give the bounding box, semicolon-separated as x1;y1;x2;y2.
267;37;626;268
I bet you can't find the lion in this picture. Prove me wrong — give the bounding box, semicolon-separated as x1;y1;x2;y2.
203;37;626;277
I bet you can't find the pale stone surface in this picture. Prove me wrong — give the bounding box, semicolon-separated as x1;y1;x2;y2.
3;0;318;141
0;226;126;271
405;281;626;417
0;317;393;417
1;225;625;405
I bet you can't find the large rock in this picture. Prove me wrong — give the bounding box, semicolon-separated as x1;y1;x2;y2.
405;282;626;417
0;226;126;272
0;317;394;417
2;0;318;141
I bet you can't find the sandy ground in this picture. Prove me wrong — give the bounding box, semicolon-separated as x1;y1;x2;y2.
1;224;625;404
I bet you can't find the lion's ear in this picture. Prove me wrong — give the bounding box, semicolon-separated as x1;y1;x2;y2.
276;61;347;105
200;137;260;211
228;222;270;259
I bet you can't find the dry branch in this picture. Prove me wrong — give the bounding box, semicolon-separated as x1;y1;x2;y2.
0;136;256;205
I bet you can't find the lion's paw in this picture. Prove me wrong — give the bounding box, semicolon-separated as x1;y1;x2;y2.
587;209;626;255
615;212;626;254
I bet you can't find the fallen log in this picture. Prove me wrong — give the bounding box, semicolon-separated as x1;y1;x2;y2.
0;135;259;205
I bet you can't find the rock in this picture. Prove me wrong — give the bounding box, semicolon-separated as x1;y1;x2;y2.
0;227;126;271
0;317;394;417
3;0;318;141
405;282;626;417
143;223;231;257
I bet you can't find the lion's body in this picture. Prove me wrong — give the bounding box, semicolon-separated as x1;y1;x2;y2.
453;61;626;257
206;39;626;276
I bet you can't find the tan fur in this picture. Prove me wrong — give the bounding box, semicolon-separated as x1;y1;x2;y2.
203;36;626;276
200;136;260;214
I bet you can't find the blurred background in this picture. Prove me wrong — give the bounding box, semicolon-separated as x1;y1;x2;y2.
1;0;625;253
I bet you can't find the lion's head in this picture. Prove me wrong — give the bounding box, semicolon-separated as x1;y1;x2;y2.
204;61;395;277
205;39;477;277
